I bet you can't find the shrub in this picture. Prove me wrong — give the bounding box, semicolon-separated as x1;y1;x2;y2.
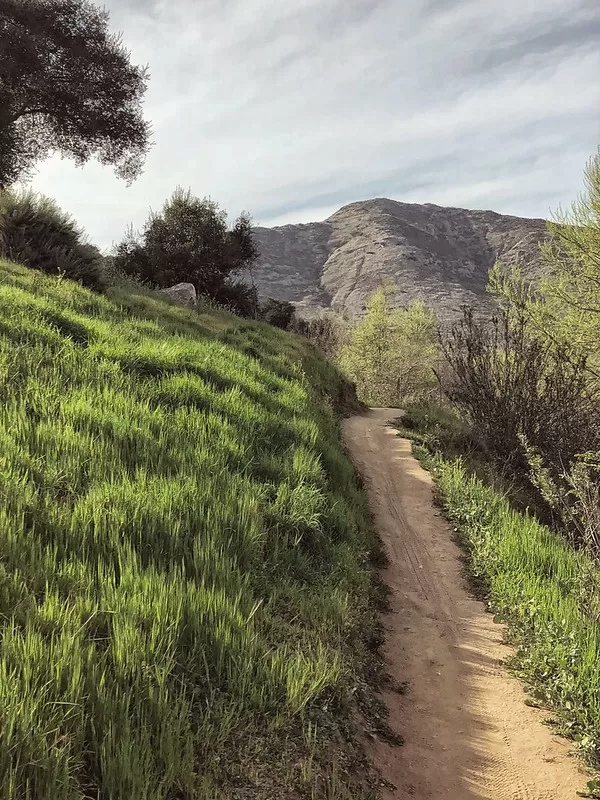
441;306;597;473
292;313;346;359
211;278;258;318
0;188;105;289
258;297;295;329
339;288;440;406
441;305;600;545
112;188;259;300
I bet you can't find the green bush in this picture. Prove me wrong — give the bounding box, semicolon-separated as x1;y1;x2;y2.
258;297;296;329
212;277;258;318
0;189;105;290
112;188;258;300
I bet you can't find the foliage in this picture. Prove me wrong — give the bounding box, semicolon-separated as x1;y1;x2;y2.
339;287;440;406
112;188;259;301
211;277;258;318
521;443;600;556
399;401;482;461
0;258;383;799
489;147;600;378
440;305;597;477
0;0;151;187
481;149;600;550
258;297;296;330
292;312;347;359
0;188;105;289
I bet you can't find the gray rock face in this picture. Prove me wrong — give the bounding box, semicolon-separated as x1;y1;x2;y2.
160;282;197;308
249;199;548;320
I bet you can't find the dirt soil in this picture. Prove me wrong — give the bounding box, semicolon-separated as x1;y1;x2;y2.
343;408;588;800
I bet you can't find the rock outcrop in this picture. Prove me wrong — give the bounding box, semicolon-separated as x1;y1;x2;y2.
160;282;197;308
249;199;548;320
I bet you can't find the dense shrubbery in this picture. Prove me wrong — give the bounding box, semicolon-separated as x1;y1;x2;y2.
258;297;296;329
441;305;597;477
339;288;440;407
438;149;600;553
0;188;105;289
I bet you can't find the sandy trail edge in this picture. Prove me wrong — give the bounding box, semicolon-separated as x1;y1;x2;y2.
342;408;587;800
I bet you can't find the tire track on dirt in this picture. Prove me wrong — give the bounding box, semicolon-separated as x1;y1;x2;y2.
343;408;587;800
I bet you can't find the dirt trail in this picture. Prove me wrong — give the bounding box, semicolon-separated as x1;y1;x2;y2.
343;408;586;800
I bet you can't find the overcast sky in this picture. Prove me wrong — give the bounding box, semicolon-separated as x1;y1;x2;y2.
29;0;600;251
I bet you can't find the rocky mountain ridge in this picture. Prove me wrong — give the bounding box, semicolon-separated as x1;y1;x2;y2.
248;199;549;320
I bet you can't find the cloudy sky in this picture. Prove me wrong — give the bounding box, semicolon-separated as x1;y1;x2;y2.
30;0;600;250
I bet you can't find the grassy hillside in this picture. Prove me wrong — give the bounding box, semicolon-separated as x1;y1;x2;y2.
0;260;384;800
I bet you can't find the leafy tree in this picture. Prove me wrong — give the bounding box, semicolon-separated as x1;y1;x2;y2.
113;187;259;301
469;147;600;550
0;0;151;187
339;286;439;406
489;147;600;377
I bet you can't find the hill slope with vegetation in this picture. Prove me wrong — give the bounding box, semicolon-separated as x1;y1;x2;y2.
0;259;386;800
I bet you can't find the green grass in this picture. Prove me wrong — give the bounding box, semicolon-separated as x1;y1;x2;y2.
0;260;384;800
399;403;600;792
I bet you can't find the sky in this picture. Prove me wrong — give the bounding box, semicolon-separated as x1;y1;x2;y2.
29;0;600;251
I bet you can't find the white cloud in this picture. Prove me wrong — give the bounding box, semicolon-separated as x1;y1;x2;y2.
26;0;600;249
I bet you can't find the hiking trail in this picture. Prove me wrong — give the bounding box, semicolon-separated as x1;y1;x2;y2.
343;408;586;800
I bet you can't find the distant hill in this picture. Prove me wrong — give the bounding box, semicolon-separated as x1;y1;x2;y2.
249;199;549;320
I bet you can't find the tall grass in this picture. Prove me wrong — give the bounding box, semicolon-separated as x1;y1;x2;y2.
0;260;380;799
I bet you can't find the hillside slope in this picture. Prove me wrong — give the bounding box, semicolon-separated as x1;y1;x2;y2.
250;199;548;319
0;261;383;800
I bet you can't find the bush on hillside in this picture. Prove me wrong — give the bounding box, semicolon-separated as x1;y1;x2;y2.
0;189;105;289
441;305;600;541
112;188;259;302
212;277;258;318
442;306;598;468
292;312;347;358
258;297;295;329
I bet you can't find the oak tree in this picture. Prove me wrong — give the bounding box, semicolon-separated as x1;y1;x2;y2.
0;0;151;187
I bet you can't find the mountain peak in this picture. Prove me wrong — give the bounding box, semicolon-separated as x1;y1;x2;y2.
249;200;548;319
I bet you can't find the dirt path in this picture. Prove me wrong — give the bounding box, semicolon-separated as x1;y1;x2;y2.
343;408;587;800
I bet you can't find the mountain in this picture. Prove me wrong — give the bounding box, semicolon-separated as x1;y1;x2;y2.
249;199;549;320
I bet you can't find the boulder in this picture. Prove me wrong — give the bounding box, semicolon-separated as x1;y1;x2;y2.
160;282;197;307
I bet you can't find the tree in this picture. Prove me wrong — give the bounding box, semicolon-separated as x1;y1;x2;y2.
469;147;600;550
339;286;439;406
489;147;600;377
113;187;260;302
0;0;151;187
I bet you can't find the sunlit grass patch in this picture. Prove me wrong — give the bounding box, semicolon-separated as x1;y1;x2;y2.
0;259;380;799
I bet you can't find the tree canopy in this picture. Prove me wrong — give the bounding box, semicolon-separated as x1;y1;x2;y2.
489;147;600;377
113;187;260;301
339;286;439;406
0;0;151;187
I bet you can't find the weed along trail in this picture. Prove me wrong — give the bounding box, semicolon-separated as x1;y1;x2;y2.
343;408;585;800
